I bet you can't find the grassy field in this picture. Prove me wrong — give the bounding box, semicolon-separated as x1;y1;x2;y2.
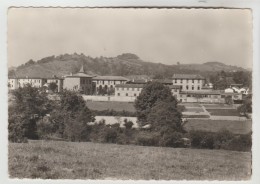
86;101;136;112
9;141;251;180
184;119;252;134
183;107;204;113
206;109;240;116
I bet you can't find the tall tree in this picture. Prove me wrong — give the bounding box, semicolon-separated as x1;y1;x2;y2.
8;84;53;142
134;81;177;124
50;90;95;141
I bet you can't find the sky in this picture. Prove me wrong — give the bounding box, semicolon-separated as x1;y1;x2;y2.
8;8;253;69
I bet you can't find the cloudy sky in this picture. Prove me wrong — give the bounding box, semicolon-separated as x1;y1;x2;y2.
8;8;252;68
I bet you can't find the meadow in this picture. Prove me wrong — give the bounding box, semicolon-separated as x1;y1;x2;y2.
206;109;241;116
184;119;252;134
86;101;136;112
9;141;251;180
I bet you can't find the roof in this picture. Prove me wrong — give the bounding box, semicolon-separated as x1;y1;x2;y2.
8;76;63;80
168;85;181;89
127;79;148;84
172;74;205;80
79;65;85;73
180;90;224;95
115;84;144;88
152;79;173;84
65;73;93;78
93;76;129;81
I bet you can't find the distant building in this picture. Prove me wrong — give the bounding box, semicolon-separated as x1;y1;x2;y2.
92;76;129;95
179;90;224;103
115;84;143;97
172;74;206;91
44;77;64;92
63;66;93;95
8;76;63;92
8;78;18;90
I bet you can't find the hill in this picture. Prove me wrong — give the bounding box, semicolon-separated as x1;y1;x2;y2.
8;53;246;78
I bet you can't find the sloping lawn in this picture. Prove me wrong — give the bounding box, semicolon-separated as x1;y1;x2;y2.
9;141;251;180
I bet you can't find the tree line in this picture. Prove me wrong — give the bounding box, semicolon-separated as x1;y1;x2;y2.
8;82;251;151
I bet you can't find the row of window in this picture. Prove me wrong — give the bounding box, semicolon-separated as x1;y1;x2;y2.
180;94;221;98
80;79;91;84
117;93;137;97
116;87;141;91
17;79;41;83
174;79;202;84
96;80;124;85
180;86;201;90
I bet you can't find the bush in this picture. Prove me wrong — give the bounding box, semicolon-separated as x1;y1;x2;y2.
135;131;160;146
189;130;252;151
189;130;215;149
227;133;252;152
159;132;183;147
213;129;234;149
124;119;134;129
103;127;119;143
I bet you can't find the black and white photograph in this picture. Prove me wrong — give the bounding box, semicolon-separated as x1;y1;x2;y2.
2;2;259;182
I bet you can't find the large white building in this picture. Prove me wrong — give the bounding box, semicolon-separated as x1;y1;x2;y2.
8;76;63;92
92;76;129;95
172;74;206;91
63;66;93;95
115;84;143;97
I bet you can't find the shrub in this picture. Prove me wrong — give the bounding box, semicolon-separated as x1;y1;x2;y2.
227;133;252;152
189;130;215;149
213;129;234;149
135;131;160;146
189;130;252;152
124;119;134;129
159;131;183;147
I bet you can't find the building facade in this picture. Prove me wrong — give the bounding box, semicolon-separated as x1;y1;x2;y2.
63;66;93;95
172;74;206;91
115;84;144;97
8;77;64;92
92;76;129;95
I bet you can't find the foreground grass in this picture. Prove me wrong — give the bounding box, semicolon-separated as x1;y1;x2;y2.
9;141;251;180
184;119;252;134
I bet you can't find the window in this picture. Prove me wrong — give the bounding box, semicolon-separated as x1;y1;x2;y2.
134;93;136;96
132;88;134;91
180;79;183;84
175;80;177;83
198;86;200;90
180;95;182;97
137;88;139;91
180;86;183;90
122;88;124;91
186;85;189;90
126;93;128;96
192;80;194;83
117;93;120;96
187;95;191;97
192;86;194;90
175;89;178;92
127;88;129;90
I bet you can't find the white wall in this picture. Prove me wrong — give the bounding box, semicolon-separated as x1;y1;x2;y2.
83;95;137;102
92;116;139;128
